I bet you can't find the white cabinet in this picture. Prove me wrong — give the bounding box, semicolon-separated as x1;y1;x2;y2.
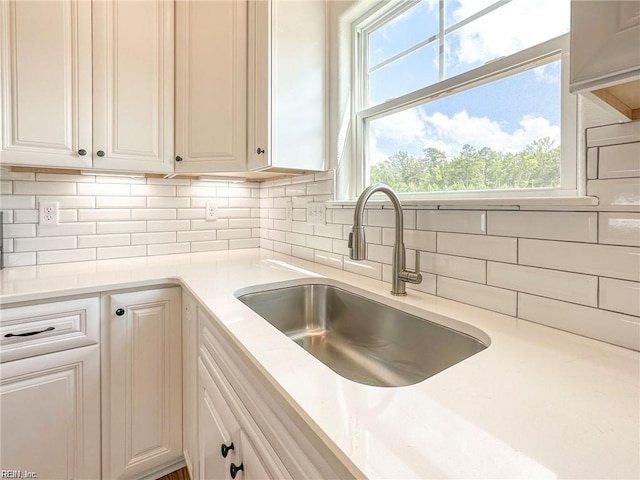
570;0;640;120
92;0;174;173
105;287;183;480
174;0;248;174
0;345;101;479
0;0;93;169
182;292;199;479
247;0;327;173
198;310;289;480
0;0;174;173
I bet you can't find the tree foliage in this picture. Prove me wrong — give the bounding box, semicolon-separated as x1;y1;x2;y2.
370;137;560;193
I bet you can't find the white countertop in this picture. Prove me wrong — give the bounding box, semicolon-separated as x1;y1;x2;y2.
1;248;639;479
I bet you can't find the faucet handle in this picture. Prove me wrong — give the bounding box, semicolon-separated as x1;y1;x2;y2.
400;251;423;285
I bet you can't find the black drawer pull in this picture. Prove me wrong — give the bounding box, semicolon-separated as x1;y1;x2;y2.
230;463;244;479
5;326;55;338
221;442;234;458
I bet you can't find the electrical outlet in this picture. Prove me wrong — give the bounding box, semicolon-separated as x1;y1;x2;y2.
39;202;59;225
205;201;218;221
307;203;326;225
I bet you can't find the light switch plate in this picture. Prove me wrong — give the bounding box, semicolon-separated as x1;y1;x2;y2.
307;203;326;225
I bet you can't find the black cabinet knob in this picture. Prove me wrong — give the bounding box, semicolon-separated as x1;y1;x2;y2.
115;308;125;316
220;442;234;458
230;463;244;479
175;156;183;162
256;147;265;155
78;149;87;156
97;150;105;157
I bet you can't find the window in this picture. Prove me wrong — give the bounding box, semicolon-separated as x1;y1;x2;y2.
354;0;574;199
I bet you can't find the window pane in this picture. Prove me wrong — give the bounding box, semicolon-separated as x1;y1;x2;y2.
445;0;501;28
369;42;439;105
368;1;439;69
445;0;570;79
368;62;561;193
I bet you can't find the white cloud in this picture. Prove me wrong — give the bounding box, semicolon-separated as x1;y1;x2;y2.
449;0;570;67
369;108;560;164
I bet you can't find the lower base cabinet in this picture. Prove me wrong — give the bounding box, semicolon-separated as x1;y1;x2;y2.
0;345;101;479
104;286;183;480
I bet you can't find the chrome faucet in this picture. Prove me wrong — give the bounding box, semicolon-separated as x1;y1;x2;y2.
348;183;422;296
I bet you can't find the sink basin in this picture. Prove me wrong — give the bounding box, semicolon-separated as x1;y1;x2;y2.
235;281;489;387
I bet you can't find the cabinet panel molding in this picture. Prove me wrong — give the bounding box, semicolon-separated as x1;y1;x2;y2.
0;0;92;168
92;0;174;173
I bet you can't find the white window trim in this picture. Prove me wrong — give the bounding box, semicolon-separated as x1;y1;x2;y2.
348;1;582;202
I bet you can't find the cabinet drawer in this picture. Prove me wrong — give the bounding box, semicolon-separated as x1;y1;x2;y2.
0;297;99;362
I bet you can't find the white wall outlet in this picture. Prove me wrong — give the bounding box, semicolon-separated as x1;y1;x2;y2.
39;201;59;225
307;203;326;225
205;201;218;221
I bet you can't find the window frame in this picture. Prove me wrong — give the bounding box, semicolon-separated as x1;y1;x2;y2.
351;0;578;201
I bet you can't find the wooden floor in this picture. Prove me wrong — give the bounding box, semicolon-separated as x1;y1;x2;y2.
157;466;190;480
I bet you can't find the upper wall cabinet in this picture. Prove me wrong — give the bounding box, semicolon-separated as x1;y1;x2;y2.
0;0;174;174
570;0;640;120
247;0;327;173
92;0;174;174
0;0;93;169
174;0;248;174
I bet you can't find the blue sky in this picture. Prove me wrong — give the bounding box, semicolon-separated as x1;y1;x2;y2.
366;0;569;163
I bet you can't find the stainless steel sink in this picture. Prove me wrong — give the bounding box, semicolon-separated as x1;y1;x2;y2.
235;282;489;387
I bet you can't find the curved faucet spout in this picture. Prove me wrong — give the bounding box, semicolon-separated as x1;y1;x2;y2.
348;183;422;296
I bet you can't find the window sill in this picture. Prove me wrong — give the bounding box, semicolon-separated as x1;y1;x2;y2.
328;195;599;209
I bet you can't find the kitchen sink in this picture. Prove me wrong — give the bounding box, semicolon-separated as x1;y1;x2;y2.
235;281;489;387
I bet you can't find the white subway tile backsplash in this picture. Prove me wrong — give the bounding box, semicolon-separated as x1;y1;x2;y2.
599;278;640;317
229;219;260;229
229;198;260;208
332;239;349;256
13;210;38;223
438;233;517;263
291;221;314;235
14;181;76;195
3;252;36;267
177;230;217;242
487;262;598;306
4;224;37;238
78;209;131;221
218;208;251;219
217;187;252;198
314;223;343;239
367;243;393;265
1;196;36;209
97;245;146;260
217;229;252;240
131;185;176;197
78;183;130;196
291;245;314;261
131;232;176;245
383;228;436;251
367;209;416;229
417;210;486;234
306;235;332;252
78;234;130;248
96;196;146;208
38;248;96;264
190;219;229;230
519;239;640;281
438;277;517;316
191;240;228;252
37;196;95;208
1;181;12;194
586;147;598;179
314;251;343;269
147;220;190;232
518;294;640;351
273;241;292;255
306;180;333;196
38;223;96;237
229;238;260;249
487;211;598;242
344;258;382;280
284;232;307;247
15;236;77;252
147;196;189;208
177;209;205;220
132;209;177;220
36;173;95;183
330;208;355;225
148;243;190;256
588;178;640;208
598;142;640;179
420;252;486;283
97;221;146;234
599;212;640;246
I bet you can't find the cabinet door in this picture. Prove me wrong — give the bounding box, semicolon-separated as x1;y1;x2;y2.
106;287;182;480
0;0;92;169
175;0;248;173
198;358;240;480
92;0;174;174
183;292;199;480
0;345;101;479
